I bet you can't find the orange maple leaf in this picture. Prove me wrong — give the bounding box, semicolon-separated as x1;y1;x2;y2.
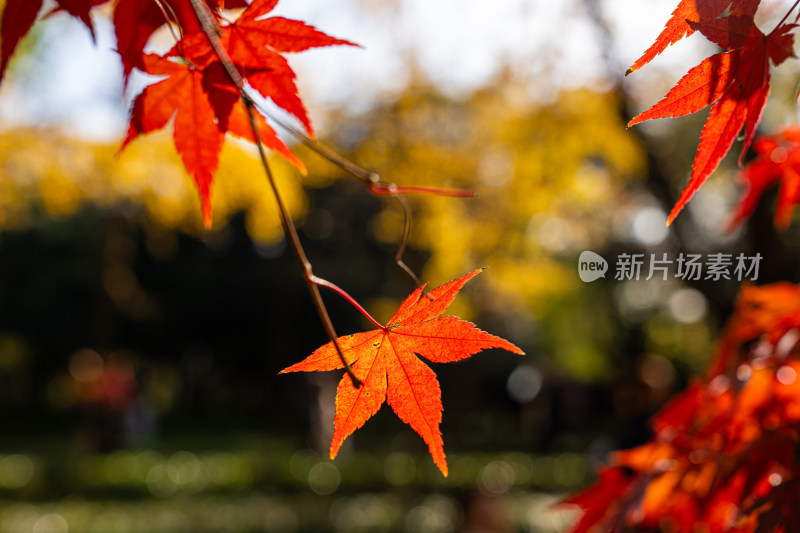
709;282;800;375
280;270;523;476
628;15;796;225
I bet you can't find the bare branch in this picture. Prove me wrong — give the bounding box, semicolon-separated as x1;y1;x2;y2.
187;0;362;388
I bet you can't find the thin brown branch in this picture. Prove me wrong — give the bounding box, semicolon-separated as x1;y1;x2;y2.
186;0;470;350
253;108;379;185
774;0;800;29
186;0;468;292
383;188;426;291
393;192;423;286
245;103;362;388
188;0;361;388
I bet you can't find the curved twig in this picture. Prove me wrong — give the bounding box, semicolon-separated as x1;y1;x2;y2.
153;0;184;49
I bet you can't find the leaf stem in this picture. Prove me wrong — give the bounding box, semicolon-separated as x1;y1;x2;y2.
309;275;386;331
253;102;475;199
253;108;380;185
369;183;475;197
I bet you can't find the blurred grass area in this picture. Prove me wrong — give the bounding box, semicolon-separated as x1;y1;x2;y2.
0;433;585;532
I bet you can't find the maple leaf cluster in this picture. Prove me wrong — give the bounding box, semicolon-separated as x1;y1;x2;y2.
627;0;797;226
0;0;355;227
565;282;800;533
566;2;800;529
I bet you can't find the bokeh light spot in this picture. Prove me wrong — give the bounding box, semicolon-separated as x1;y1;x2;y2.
32;514;68;533
0;454;35;489
68;349;103;383
506;365;543;403
308;462;340;495
631;206;668;246
479;461;514;495
384;452;417;486
668;288;708;324
777;365;797;385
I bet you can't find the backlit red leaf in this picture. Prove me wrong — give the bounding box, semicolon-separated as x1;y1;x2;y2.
113;0;249;81
121;0;353;225
218;0;357;135
122;54;223;227
626;0;746;75
562;468;636;533
0;0;116;84
245;59;315;136
628;16;796;225
281;270;523;475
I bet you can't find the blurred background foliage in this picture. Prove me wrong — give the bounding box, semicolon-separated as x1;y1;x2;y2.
0;129;306;244
2;1;800;532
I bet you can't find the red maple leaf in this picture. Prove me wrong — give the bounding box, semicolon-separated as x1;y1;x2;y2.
709;282;800;375
628;15;796;225
200;60;307;171
122;52;304;226
280;270;523;476
122;0;354;226
626;0;760;75
0;0;112;84
561;468;637;533
113;0;249;81
565;281;800;533
727;127;800;231
183;0;357;137
122;52;224;226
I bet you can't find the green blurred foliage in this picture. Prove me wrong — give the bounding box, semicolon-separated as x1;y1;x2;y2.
0;441;585;533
